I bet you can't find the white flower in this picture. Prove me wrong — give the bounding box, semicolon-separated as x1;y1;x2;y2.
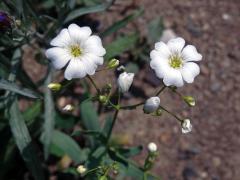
45;24;106;80
117;72;134;93
150;37;202;87
76;165;87;174
181;119;192;134
147;142;157;152
143;97;160;113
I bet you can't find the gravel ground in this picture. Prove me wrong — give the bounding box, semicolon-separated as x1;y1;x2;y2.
93;0;240;179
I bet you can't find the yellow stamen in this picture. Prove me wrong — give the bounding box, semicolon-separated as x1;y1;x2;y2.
70;45;82;57
169;55;183;69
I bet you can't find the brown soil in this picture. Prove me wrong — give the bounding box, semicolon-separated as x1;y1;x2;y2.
94;0;240;179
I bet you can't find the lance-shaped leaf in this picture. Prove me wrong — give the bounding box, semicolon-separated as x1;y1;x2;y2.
41;70;55;159
105;33;139;61
64;0;114;23
101;7;144;37
8;98;44;180
0;78;41;98
50;130;88;163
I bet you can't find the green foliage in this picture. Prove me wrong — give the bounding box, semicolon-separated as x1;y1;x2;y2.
105;33;139;60
0;0;163;179
50;130;88;163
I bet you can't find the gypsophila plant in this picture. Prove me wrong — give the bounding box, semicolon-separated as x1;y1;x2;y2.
0;0;202;179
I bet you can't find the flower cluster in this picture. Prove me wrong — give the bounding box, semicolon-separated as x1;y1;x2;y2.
46;24;202;134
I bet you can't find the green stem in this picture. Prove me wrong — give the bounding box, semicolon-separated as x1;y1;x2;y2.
87;75;100;94
120;85;166;110
106;91;120;143
160;105;182;122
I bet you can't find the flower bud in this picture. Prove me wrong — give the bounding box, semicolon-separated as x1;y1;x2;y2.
76;165;87;174
47;83;62;91
181;119;192;134
62;104;74;112
107;58;119;69
148;142;157;153
183;96;195;107
98;95;108;104
0;12;12;32
117;72;134;93
143;97;160;114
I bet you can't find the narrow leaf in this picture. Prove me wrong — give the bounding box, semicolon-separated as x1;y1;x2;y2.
0;78;41;98
42;70;55;159
8;98;44;180
64;1;113;23
105;33;139;60
51;130;87;163
101;8;144;37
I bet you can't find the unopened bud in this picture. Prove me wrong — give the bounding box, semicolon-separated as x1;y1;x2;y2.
62;104;74;112
154;108;162;116
181;119;192;134
76;165;87;174
183;96;195;107
117;72;134;93
99;95;108;104
107;58;119;69
147;142;157;153
143;97;160;114
47;83;61;91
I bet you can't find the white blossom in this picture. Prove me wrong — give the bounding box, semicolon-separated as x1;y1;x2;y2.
181;119;192;134
45;24;106;80
143;97;160;113
150;37;202;87
117;72;134;93
148;142;157;152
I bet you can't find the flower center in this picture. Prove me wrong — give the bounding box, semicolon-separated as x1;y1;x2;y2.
169;55;183;69
70;45;82;57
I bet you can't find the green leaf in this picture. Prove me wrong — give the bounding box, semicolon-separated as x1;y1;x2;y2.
80;100;100;131
148;17;164;43
64;1;113;23
117;145;143;158
41;70;55;159
0;78;41;99
108;149;158;179
51;130;87;163
8;98;45;180
101;7;144;37
23;101;42;124
80;100;101;146
105;33;139;61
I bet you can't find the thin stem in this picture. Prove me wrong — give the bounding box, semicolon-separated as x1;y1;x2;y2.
84;167;101;175
106;91;121;143
120;101;145;110
87;75;100;94
155;85;166;96
160;105;182;122
120;85;166;110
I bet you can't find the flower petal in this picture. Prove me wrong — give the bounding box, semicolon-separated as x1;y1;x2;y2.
182;45;202;62
163;68;184;87
167;37;185;53
154;42;171;59
80;55;98;75
68;24;92;44
64;59;87;80
83;35;106;56
84;53;104;65
181;62;200;83
45;47;71;69
50;29;71;47
150;57;170;78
